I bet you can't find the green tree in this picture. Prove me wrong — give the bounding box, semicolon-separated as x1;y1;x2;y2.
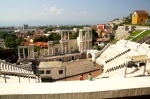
70;31;79;39
27;31;34;36
44;27;54;33
48;33;61;41
4;34;18;48
0;32;8;39
110;33;115;41
33;36;48;42
92;29;98;45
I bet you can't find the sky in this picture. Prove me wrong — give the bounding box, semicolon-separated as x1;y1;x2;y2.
0;0;150;26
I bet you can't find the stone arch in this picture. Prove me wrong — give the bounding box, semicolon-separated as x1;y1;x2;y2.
87;53;92;58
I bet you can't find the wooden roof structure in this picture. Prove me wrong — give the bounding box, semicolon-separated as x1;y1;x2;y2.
127;55;148;62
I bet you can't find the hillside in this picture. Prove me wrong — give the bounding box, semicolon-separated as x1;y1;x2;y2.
126;30;150;42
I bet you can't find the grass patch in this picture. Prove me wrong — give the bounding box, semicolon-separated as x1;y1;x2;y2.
132;30;150;41
111;39;118;44
126;30;142;40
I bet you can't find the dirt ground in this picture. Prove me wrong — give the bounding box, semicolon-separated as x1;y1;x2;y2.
58;63;102;81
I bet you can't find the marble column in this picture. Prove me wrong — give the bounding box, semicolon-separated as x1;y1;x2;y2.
68;42;70;53
65;46;66;53
23;48;25;58
28;47;29;59
18;47;21;59
32;47;34;58
85;42;86;51
52;47;53;55
48;44;50;55
61;43;63;54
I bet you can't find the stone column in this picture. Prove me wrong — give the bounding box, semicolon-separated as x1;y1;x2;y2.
23;48;25;58
90;41;92;49
61;31;63;40
81;42;83;53
48;44;50;55
28;47;29;59
29;44;35;59
18;47;21;59
80;43;82;53
68;31;70;40
87;41;90;49
85;42;86;51
90;30;92;39
68;42;70;53
44;48;45;55
61;43;63;54
65;46;67;53
32;47;35;58
52;47;53;55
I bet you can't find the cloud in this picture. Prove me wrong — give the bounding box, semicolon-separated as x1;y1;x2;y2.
43;5;63;15
82;11;88;15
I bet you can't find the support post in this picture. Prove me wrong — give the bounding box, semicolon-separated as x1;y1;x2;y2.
65;67;66;81
18;47;21;59
23;48;25;59
28;75;30;83
124;62;128;78
4;74;7;83
19;74;21;83
37;67;40;83
28;47;30;59
143;60;147;75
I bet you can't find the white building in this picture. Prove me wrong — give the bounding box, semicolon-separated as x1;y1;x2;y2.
18;27;93;62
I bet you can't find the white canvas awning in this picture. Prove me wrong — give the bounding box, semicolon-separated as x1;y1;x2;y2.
127;55;148;62
39;61;62;69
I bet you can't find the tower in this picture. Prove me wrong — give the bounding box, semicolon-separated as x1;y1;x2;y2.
78;27;92;53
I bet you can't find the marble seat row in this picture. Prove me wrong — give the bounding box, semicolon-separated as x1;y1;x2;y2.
0;61;33;74
96;40;150;78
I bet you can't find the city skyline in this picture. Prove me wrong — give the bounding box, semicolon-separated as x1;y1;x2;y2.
0;0;150;26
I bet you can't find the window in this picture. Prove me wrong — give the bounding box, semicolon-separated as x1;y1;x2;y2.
141;19;144;22
46;70;51;74
55;48;58;53
39;70;44;74
71;47;73;52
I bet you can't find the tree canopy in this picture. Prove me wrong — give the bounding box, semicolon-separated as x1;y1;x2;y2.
4;34;19;48
34;36;48;42
0;32;8;39
92;29;98;45
70;31;79;39
48;33;61;41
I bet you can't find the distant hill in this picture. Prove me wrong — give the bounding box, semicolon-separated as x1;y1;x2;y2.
107;14;132;30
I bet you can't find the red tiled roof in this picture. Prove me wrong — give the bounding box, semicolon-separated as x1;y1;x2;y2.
62;35;68;39
96;38;110;42
97;24;105;29
21;41;47;47
21;41;31;46
34;42;47;47
135;10;148;15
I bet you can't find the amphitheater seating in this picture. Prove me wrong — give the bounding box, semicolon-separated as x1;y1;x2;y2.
0;60;38;83
96;40;150;78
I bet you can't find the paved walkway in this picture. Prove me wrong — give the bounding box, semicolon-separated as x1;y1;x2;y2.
1;76;150;95
47;59;100;80
58;63;102;81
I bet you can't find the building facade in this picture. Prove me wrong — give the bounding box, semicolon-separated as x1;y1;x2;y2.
18;27;92;62
132;10;148;25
